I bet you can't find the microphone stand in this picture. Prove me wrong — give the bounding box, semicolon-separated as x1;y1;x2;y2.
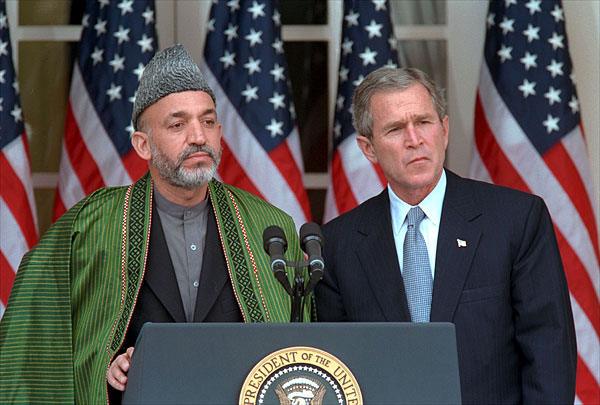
291;272;304;323
281;259;310;322
265;223;325;322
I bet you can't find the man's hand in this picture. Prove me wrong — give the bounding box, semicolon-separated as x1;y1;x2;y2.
107;347;135;391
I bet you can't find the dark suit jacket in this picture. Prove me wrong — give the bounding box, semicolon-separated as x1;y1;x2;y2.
315;170;577;404
121;203;243;351
110;203;243;403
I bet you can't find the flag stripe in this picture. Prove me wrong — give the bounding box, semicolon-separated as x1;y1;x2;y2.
202;63;308;226
0;154;37;249
373;161;387;186
0;197;30;273
2;135;38;231
218;141;264;199
563;124;598;217
469;144;493;184
472;2;600;399
475;92;600;334
571;297;600;393
285;130;305;178
558;231;600;336
324;0;399;223
330;150;358;215
1;0;39;318
64;102;106;195
544;142;600;262
0;252;15;309
54;0;156;219
268;138;311;220
54;142;86;220
1;135;37;240
476;101;600;340
478;63;599;296
52;194;68;226
474;94;530;190
323;180;339;222
340;136;385;203
575;361;600;405
70;65;133;187
121;147;148;182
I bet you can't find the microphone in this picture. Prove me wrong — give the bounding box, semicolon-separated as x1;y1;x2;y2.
263;225;292;296
299;222;324;295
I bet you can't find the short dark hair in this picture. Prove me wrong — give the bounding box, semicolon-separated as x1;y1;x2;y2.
351;67;447;138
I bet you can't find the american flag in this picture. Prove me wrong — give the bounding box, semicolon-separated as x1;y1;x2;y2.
0;0;39;318
470;1;599;402
323;0;398;223
53;0;157;220
200;0;311;228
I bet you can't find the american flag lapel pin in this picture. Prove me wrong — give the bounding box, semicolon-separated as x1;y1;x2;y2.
457;239;467;248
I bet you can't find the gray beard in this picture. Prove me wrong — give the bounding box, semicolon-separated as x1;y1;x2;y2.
149;141;221;189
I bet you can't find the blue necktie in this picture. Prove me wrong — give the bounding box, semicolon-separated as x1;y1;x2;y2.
403;206;433;323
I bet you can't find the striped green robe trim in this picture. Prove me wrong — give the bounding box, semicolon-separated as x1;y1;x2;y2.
0;173;310;404
209;181;310;323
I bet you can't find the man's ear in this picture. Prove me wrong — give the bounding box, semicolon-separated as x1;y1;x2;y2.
442;115;449;150
356;135;378;165
131;131;152;161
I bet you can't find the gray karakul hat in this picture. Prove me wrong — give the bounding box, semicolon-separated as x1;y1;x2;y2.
132;44;216;131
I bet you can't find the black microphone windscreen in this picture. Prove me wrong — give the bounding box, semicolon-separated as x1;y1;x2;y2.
299;222;324;249
263;225;287;252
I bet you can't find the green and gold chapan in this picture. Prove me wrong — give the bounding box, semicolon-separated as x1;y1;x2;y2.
0;172;310;403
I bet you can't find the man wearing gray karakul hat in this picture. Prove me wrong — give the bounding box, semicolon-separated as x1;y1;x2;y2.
0;44;312;404
131;44;216;131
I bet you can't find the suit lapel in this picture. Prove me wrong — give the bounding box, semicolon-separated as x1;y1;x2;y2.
145;206;186;322
193;204;228;322
355;190;411;321
430;171;482;322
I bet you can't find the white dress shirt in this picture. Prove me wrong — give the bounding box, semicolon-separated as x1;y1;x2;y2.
389;169;447;279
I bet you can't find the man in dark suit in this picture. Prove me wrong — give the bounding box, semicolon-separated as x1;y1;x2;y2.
315;67;577;403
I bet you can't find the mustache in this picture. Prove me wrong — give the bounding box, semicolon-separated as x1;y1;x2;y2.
177;144;218;165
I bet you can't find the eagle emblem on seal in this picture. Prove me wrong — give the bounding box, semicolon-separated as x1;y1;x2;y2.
274;376;327;405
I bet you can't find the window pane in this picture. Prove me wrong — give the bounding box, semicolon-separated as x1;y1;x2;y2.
19;42;73;173
284;41;328;174
19;0;81;25
280;0;327;25
397;40;447;91
390;0;446;25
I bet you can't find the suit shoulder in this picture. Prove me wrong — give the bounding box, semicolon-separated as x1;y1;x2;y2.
323;190;386;233
455;175;543;206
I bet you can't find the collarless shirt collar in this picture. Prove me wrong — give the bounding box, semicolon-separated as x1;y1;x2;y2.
153;186;209;220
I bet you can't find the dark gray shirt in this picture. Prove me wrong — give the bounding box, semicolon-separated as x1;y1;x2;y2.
154;187;209;322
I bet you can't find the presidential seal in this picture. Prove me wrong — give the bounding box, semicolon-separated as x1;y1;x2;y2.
239;346;362;405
